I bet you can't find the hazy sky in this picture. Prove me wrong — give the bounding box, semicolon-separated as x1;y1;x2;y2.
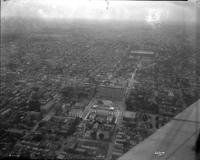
1;0;198;25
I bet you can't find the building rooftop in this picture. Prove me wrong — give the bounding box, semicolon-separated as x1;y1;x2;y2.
130;50;154;55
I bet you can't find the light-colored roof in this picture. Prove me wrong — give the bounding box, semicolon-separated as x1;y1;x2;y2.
119;99;200;160
123;111;136;118
130;50;154;55
102;100;114;106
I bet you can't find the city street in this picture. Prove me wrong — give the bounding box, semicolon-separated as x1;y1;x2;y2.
106;101;126;160
80;97;97;119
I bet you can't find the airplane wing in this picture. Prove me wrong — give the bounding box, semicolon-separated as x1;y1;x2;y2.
119;99;200;160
